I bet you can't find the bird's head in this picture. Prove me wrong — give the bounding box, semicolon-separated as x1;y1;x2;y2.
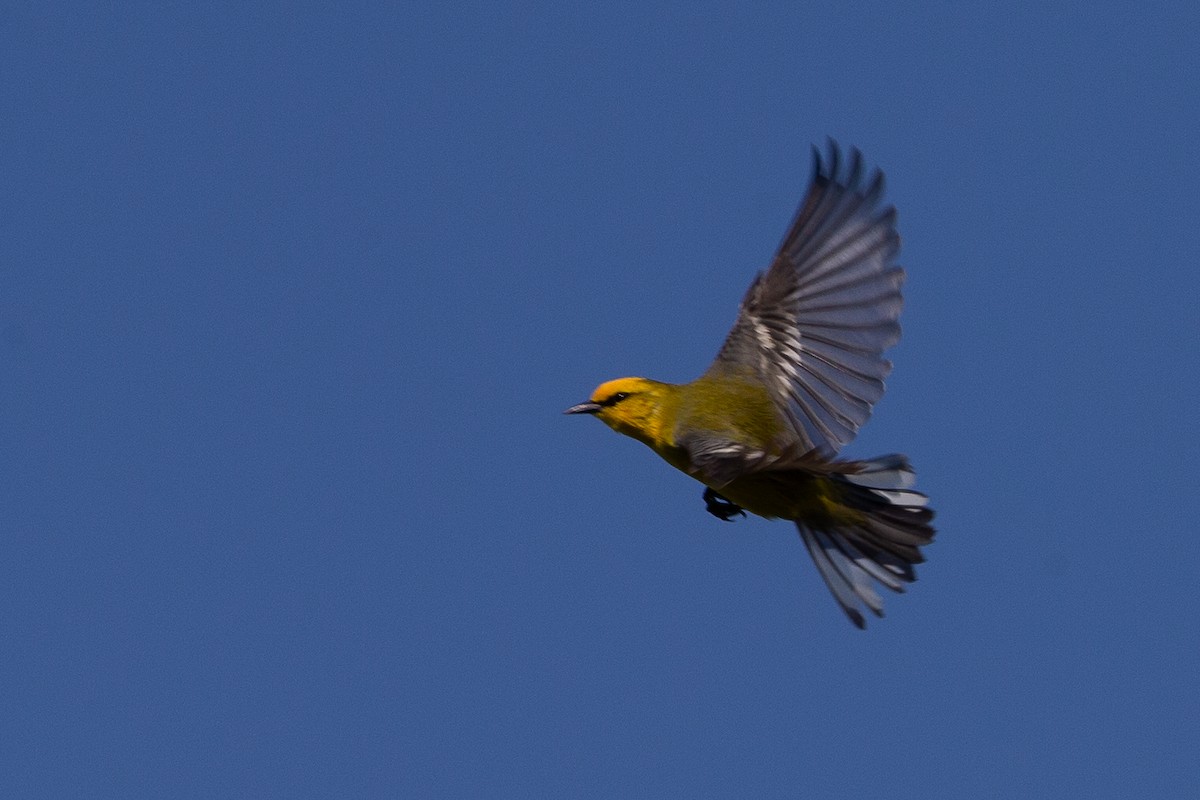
564;377;674;446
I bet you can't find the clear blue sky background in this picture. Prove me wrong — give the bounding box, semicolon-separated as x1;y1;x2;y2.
3;3;1198;797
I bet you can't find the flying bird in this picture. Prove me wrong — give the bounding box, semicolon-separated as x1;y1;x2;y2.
566;142;935;628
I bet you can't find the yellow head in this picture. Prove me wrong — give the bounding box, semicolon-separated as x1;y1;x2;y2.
564;377;677;448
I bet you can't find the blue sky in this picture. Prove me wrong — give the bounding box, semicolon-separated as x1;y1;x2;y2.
3;3;1198;797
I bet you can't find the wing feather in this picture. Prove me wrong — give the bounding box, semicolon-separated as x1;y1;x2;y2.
706;141;904;455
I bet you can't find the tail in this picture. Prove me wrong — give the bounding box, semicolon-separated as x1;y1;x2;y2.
796;455;935;629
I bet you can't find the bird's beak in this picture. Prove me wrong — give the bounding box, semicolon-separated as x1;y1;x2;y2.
563;401;602;415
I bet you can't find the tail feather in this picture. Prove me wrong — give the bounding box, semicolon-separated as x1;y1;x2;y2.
801;529;884;626
798;455;935;629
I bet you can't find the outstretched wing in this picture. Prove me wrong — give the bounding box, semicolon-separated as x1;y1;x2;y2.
705;142;903;456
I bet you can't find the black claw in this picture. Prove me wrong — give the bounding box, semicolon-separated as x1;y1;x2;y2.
703;487;746;522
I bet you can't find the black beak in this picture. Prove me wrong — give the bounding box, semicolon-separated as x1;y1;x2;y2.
563;401;602;415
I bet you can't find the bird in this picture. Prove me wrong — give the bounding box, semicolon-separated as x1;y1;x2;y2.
565;141;935;628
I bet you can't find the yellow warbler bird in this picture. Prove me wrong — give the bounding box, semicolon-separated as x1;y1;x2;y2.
566;142;934;628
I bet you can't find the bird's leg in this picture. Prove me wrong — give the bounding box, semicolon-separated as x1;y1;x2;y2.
703;487;746;522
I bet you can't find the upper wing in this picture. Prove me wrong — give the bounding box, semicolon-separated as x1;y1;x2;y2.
705;142;903;456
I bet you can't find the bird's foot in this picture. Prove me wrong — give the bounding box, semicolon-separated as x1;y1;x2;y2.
703;487;746;522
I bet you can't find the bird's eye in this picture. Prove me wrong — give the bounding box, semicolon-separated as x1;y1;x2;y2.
601;391;631;407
